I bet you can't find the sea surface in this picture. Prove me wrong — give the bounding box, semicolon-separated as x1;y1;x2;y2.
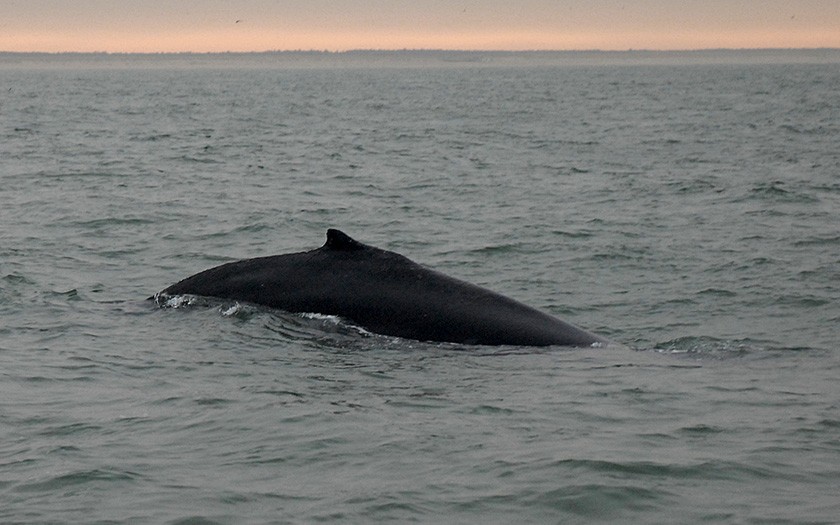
1;50;839;523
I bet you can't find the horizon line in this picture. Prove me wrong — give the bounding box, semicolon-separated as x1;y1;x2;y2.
2;47;840;56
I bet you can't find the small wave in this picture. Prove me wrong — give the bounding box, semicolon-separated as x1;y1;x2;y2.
154;293;205;308
47;288;82;301
299;312;342;323
468;243;525;255
74;216;155;228
793;234;840;246
155;294;264;321
696;287;737;297
678;423;726;435
14;468;140;493
38;422;102;437
219;302;255;318
779;123;828;135
219;303;241;316
169;517;225;525
654;336;760;357
171;155;221;164
747;182;819;203
770;293;831;308
525;481;670;516
1;273;37;301
135;133;172;141
554;457;780;482
298;312;381;340
194;397;233;406
2;273;36;286
259;310;376;348
551;229;593;239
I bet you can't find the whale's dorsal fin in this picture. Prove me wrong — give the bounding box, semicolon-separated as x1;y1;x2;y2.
325;229;365;251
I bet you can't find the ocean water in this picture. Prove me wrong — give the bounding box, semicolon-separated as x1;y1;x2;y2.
1;51;839;523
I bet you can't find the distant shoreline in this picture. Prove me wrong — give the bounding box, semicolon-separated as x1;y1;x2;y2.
2;48;839;69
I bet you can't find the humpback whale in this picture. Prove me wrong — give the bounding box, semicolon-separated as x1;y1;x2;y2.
154;229;608;347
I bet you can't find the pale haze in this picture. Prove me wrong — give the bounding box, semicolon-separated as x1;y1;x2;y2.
1;0;838;52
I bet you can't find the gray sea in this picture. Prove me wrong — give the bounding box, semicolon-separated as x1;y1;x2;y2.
1;50;839;523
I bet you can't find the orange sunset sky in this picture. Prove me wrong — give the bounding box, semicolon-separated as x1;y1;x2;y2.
1;0;838;53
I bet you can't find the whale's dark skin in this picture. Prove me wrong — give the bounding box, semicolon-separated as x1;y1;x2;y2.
155;229;608;347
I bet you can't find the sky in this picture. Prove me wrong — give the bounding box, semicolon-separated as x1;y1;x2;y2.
1;0;838;53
